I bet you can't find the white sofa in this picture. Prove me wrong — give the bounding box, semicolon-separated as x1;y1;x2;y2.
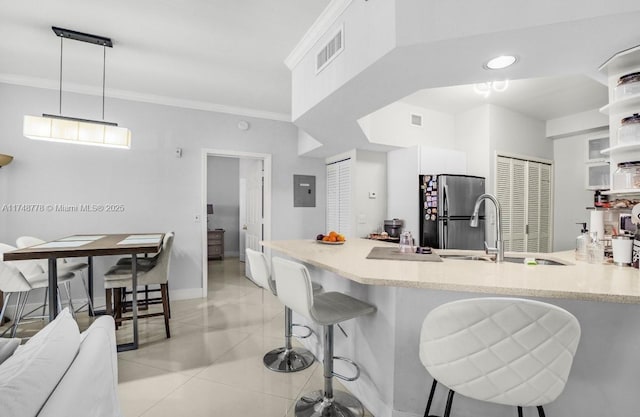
0;309;123;417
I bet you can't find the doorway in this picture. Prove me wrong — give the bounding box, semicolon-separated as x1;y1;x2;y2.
201;149;272;296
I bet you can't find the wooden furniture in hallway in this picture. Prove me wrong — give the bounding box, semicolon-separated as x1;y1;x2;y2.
208;229;225;260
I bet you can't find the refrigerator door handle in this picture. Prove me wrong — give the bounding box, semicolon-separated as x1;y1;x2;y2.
442;219;448;249
443;183;449;216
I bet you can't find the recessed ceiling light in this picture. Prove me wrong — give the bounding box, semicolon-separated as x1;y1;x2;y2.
484;55;517;70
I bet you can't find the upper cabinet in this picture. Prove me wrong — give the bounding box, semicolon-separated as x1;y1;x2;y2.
599;44;640;194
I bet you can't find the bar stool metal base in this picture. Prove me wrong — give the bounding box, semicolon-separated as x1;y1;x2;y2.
263;347;315;372
295;390;364;417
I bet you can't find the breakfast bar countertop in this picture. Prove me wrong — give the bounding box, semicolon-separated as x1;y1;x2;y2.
262;238;640;304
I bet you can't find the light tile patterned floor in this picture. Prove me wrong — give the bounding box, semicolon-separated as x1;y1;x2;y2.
2;258;371;417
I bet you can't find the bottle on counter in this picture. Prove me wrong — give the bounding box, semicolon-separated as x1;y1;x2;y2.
587;232;605;264
575;222;589;261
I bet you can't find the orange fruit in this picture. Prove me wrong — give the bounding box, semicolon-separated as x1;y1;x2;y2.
322;236;331;242
329;235;337;242
329;231;338;237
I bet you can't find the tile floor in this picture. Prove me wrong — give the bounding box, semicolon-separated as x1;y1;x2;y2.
2;258;369;417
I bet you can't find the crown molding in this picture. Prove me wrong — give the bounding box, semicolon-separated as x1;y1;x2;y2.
284;0;353;70
0;73;291;122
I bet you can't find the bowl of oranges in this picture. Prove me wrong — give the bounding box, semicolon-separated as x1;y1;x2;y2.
316;231;345;245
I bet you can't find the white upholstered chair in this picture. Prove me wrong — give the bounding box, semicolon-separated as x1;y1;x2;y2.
246;248;318;372
0;243;75;337
272;257;376;417
103;232;173;339
16;236;94;315
419;297;581;417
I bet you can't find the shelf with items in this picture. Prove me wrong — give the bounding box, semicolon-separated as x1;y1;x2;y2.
599;44;640;195
599;93;640;116
601;189;640;196
600;143;640;155
586;206;633;211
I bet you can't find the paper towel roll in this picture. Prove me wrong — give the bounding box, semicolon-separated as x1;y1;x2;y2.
590;210;605;241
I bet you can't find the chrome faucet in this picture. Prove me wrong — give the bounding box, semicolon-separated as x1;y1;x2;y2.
470;193;504;263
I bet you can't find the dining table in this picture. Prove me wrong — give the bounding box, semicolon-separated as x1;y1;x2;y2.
3;233;164;351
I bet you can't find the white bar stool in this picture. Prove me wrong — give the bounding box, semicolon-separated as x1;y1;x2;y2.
419;297;581;417
272;257;376;417
246;249;319;372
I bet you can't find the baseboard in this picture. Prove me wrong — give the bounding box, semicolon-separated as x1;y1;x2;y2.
224;251;240;257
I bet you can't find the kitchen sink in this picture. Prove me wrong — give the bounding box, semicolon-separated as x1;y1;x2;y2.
439;254;569;265
439;255;492;261
502;256;568;266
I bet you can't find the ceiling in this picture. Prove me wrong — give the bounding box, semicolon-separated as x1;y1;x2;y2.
0;0;330;120
400;74;608;121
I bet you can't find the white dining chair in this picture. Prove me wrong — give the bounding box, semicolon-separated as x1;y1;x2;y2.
103;232;174;338
419;297;581;417
0;243;75;337
16;236;94;316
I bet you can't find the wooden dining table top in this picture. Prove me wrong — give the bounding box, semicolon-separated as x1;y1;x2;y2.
3;233;165;260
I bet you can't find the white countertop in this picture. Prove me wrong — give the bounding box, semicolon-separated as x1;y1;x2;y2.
262;238;640;304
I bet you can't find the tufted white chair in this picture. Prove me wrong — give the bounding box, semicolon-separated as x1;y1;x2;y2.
419;297;581;417
0;243;75;337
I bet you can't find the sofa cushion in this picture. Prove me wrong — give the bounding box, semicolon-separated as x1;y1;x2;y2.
0;338;21;365
0;308;80;417
38;316;123;417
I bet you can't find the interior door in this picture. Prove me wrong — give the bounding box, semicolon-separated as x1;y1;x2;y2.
244;159;264;278
238;178;247;262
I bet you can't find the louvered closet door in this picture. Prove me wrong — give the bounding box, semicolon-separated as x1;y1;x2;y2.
497;157;527;251
527;162;552;252
496;156;553;253
326;163;339;233
326;159;352;236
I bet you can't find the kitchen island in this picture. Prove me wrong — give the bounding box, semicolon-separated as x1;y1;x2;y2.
263;238;640;417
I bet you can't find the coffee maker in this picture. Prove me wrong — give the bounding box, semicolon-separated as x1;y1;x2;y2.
384;219;404;239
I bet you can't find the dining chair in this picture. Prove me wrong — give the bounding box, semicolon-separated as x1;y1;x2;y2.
0;243;75;337
103;232;174;338
16;236;94;316
419;297;581;417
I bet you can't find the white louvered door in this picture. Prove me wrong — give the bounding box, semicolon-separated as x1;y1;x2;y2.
496;156;553;253
326;159;352;236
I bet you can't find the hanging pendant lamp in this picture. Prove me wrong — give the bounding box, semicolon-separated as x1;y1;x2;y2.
23;27;131;149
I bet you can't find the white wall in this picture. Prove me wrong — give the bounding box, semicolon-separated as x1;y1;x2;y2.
0;82;326;300
207;157;240;256
291;0;396;119
387;146;420;236
354;150;387;237
454;105;491;181
357;101;455;148
553;133;598;250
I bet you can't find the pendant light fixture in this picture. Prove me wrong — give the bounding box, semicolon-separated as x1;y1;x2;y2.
23;27;131;149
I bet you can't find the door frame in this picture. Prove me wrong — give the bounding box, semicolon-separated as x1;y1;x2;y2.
201;148;272;296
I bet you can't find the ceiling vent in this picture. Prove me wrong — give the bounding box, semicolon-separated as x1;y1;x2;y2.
316;25;344;74
410;113;423;127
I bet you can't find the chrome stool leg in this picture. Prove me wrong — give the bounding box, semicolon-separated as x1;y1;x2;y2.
295;324;365;417
263;306;315;372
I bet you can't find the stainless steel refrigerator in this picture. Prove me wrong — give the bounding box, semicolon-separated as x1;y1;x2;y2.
419;174;485;249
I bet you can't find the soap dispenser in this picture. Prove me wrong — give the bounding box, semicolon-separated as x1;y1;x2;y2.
575;222;589;261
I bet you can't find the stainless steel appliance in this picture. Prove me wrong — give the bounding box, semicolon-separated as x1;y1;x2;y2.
384;219;403;238
419;174;485;249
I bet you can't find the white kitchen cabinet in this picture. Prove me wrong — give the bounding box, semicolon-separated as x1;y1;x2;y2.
586;135;609;162
585;162;611;190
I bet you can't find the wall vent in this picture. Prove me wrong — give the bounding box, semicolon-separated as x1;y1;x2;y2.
410;113;423;127
316;25;344;74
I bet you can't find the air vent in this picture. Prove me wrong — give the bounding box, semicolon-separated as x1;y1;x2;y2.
316;25;344;74
410;113;423;127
